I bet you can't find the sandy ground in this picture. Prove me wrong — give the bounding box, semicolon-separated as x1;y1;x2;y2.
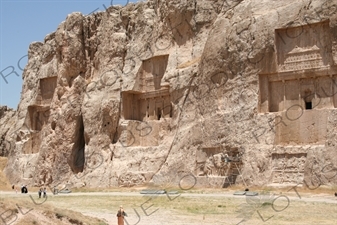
1;190;337;225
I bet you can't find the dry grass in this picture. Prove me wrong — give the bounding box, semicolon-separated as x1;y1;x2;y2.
0;196;108;225
2;186;336;225
1;156;337;224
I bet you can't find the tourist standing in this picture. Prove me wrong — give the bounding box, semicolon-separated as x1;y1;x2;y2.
116;206;127;225
43;187;47;198
38;188;42;198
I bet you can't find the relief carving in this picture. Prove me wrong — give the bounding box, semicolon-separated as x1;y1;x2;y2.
271;153;307;184
196;147;243;178
279;45;326;72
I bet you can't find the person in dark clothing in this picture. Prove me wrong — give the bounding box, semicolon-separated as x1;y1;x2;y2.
21;185;28;193
43;188;47;198
38;188;42;198
117;206;127;225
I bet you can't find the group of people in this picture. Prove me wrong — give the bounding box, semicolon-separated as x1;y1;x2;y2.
15;184;126;224
38;187;47;198
12;184;48;198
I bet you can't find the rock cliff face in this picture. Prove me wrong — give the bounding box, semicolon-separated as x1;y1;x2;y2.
0;106;16;157
3;0;337;189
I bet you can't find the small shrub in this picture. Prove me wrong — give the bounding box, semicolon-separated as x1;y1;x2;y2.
55;213;64;219
262;202;272;207
69;218;83;225
98;222;108;225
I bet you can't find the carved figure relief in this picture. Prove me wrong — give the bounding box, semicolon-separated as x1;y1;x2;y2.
271;153;307;184
279;45;325;72
196;147;243;178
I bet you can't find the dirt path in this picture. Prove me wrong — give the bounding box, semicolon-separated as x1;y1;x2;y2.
1;190;336;203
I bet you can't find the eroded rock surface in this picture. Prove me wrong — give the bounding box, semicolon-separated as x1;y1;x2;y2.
0;106;16;157
3;0;337;189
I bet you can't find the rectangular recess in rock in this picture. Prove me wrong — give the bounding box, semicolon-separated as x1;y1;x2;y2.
122;91;140;121
271;153;307;184
39;76;57;100
275;21;331;70
28;105;50;131
139;55;169;92
22;106;50;154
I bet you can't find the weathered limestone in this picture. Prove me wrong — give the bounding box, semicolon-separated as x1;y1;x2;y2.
0;106;16;157
2;0;337;189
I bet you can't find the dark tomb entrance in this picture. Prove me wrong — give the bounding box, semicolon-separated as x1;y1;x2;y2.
157;108;161;120
305;101;312;110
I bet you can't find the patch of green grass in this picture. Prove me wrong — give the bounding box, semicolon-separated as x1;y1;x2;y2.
98;222;108;225
262;202;272;207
